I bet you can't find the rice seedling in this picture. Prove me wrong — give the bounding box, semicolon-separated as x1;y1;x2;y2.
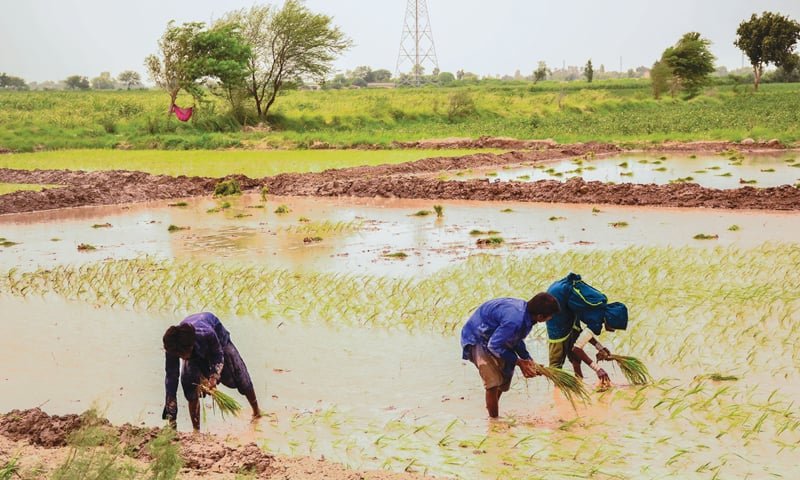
168;201;188;207
500;208;514;213
77;243;96;251
693;233;718;240
412;210;432;216
167;224;189;232
383;251;408;259
0;240;18;247
531;364;591;410
260;185;269;201
214;179;241;196
728;225;740;231
609;221;628;228
548;216;566;221
469;229;499;235
303;236;323;243
696;373;739;382
0;456;19;480
739;178;757;184
274;204;291;214
196;381;242;419
606;355;652;385
433;205;444;217
486;172;498;177
516;175;530;180
476;236;504;246
91;222;112;228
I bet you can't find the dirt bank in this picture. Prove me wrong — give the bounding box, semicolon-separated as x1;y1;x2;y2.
0;140;797;216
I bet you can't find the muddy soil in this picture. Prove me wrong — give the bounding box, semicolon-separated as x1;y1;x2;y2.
0;139;798;216
0;408;442;480
0;138;796;479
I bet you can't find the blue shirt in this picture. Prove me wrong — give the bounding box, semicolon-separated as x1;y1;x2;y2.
545;276;579;342
165;312;231;403
460;298;534;382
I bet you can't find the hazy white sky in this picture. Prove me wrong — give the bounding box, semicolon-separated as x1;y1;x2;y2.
2;0;800;83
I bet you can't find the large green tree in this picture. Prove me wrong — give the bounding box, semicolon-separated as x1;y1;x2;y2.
734;11;800;91
118;70;142;90
218;1;351;119
64;75;90;90
145;21;251;124
653;32;715;98
0;73;28;90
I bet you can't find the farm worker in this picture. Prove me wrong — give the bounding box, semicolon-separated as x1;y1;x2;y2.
546;273;629;387
460;293;560;418
162;312;261;431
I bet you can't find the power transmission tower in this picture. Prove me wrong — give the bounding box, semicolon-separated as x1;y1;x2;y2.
396;0;439;86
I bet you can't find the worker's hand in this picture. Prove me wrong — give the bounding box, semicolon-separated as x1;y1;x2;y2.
518;359;540;378
596;368;610;383
208;374;219;390
596;347;612;362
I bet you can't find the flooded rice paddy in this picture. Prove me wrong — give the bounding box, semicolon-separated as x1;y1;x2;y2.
1;153;799;479
445;151;800;189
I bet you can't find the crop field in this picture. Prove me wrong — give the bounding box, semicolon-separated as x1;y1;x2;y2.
1;161;799;479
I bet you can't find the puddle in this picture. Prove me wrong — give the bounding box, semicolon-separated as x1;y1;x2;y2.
445;150;800;189
0;194;797;277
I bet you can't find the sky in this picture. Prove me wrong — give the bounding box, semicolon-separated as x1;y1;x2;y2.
2;0;800;84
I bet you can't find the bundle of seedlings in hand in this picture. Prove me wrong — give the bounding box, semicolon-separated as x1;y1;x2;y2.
607;354;652;385
197;380;242;419
533;364;591;409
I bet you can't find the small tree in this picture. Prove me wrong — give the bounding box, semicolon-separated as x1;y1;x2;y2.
145;21;250;125
118;70;142;90
583;59;594;83
533;61;550;83
218;1;352;119
0;73;28;90
734;11;800;91
64;75;90;90
91;72;116;90
653;32;715;98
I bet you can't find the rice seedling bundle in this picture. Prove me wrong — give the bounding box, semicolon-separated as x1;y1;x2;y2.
532;364;591;409
197;381;242;419
607;354;652;385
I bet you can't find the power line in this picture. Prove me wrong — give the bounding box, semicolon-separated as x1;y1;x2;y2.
395;0;439;86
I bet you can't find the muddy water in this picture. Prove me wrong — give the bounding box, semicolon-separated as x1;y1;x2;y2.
450;151;800;189
1;195;799;478
1;194;797;277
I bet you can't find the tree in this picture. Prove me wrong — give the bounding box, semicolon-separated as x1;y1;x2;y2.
118;70;142;90
91;72;116;90
654;32;716;98
145;21;250;124
583;59;594;83
734;11;800;91
649;59;672;99
218;1;352;119
64;75;90;90
533;61;550;83
0;73;28;90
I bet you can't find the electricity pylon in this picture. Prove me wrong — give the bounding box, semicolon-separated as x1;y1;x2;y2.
395;0;439;86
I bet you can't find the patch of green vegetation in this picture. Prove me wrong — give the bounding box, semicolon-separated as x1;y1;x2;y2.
77;243;96;250
476;236;504;246
167;225;189;232
609;221;628;228
168;201;189;207
274;204;291;214
383;251;408;258
412;210;432;216
92;223;112;228
549;216;566;221
500;208;514;213
728;224;740;231
693;233;719;240
433;205;444;217
214;179;242;196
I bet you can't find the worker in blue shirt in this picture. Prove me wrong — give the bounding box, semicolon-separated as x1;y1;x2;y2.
162;312;261;430
461;292;560;417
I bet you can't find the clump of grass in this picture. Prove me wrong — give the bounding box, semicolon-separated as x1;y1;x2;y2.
260;185;269;201
298;216;310;222
532;364;591;410
92;222;112;228
606;354;652;385
168;201;188;207
77;243;96;251
669;176;694;183
167;225;189;232
469;229;499;235
476;236;504;246
620;171;634;176
739;178;757;184
214;179;241;196
517;175;530;180
0;240;19;247
433;205;444;217
274;204;291;214
233;213;252;218
591;207;601;214
303;236;323;243
486;171;498;177
618;161;628;168
0;456;19;480
549;216;566;221
412;210;432;216
693;233;718;240
609;221;628;228
500;208;514;213
728;224;740;231
696;373;739;382
145;426;182;479
383;251;408;259
197;381;241;419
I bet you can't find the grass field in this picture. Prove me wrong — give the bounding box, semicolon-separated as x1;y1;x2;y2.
1;80;799;153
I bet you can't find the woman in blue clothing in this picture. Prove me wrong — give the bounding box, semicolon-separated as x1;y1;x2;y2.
460;292;560;418
162;312;261;430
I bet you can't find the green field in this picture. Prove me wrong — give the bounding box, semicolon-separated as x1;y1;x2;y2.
1;80;799;153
